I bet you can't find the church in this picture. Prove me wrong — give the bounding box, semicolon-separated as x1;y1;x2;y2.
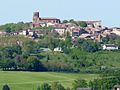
32;12;61;28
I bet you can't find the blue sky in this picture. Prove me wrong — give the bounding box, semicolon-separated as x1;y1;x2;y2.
0;0;120;27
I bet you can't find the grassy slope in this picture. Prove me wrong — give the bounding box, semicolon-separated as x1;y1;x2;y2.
0;35;31;46
40;51;120;69
0;71;98;90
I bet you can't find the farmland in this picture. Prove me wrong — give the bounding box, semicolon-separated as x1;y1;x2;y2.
0;71;98;90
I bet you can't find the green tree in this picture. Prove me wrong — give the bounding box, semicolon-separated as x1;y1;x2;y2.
66;87;71;90
26;56;42;71
57;83;65;90
22;40;37;55
5;27;11;33
69;19;75;23
78;21;87;27
1;59;16;70
65;36;72;48
41;83;51;90
37;85;41;90
51;82;58;90
51;82;65;90
72;79;88;90
62;20;68;23
2;84;10;90
1;46;15;59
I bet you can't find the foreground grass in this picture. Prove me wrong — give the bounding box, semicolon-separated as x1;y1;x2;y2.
0;71;98;90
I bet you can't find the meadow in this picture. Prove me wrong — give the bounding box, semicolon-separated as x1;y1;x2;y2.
0;71;98;90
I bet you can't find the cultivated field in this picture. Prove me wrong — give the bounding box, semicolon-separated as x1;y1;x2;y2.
0;71;98;90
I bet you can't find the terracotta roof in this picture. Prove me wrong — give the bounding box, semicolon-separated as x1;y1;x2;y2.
41;18;60;20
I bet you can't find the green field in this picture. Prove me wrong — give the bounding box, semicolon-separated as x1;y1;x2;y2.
0;71;98;90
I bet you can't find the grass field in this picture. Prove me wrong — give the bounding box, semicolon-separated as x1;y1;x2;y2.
0;71;98;90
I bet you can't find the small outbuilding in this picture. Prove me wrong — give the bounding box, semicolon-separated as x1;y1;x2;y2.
102;44;118;50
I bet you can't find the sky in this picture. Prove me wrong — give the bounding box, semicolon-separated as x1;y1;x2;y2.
0;0;120;27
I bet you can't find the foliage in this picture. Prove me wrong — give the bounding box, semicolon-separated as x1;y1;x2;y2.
51;82;65;90
2;84;10;90
0;22;31;32
62;20;68;23
41;83;51;90
72;79;88;90
78;21;87;27
37;85;41;90
26;56;41;71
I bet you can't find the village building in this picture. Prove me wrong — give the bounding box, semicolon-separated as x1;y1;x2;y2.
112;27;120;36
32;12;61;28
54;28;66;36
95;34;102;42
72;28;81;36
79;33;91;39
102;44;118;50
86;20;102;29
54;47;63;52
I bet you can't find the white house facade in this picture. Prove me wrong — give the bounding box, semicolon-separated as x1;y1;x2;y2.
102;44;118;50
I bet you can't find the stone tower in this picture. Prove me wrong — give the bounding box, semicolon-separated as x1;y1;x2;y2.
33;12;40;23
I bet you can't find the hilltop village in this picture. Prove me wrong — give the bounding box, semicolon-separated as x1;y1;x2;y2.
0;12;120;50
1;11;120;50
1;12;120;90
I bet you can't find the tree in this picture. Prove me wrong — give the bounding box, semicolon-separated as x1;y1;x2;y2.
2;84;10;90
41;83;51;90
69;19;75;23
1;59;16;70
51;82;58;90
37;85;41;90
26;56;42;71
65;36;72;48
5;27;11;33
72;79;88;90
57;83;65;90
47;55;50;60
1;46;15;59
13;45;22;55
62;20;68;23
66;87;71;90
51;82;65;90
78;21;87;27
0;22;31;33
22;40;37;56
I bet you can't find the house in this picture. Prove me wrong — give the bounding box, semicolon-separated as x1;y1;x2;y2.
72;29;80;36
54;28;66;36
54;47;63;52
103;29;112;36
86;20;102;29
79;33;91;39
95;34;102;42
19;30;29;36
112;28;120;36
114;85;120;90
102;44;118;50
77;88;91;90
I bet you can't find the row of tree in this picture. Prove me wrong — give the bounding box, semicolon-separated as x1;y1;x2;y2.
0;22;31;33
62;19;87;27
